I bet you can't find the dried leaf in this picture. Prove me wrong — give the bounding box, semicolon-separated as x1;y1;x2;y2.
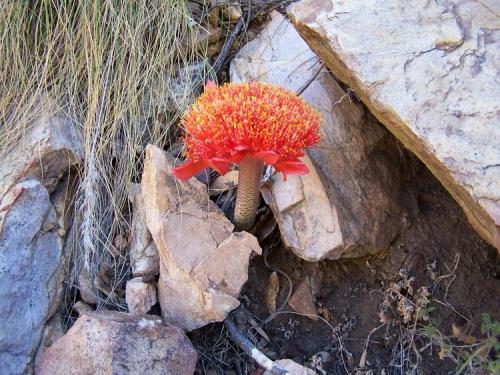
265;271;279;314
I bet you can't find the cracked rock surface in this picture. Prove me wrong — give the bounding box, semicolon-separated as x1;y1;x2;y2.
288;0;500;249
35;310;197;375
141;145;261;331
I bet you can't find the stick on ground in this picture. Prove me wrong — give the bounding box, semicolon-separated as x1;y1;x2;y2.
224;315;289;375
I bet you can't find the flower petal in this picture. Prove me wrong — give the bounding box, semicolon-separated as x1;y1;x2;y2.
172;159;209;180
234;145;250;152
229;151;248;164
252;151;279;165
207;157;232;175
274;159;309;179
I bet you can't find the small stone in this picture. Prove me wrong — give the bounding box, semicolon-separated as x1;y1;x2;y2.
73;301;93;315
126;277;158;315
209;170;239;196
288;277;318;321
35;310;197;375
77;266;98;305
221;5;242;22
195;23;221;51
264;359;316;375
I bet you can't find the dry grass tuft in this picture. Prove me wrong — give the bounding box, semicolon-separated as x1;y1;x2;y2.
0;0;212;309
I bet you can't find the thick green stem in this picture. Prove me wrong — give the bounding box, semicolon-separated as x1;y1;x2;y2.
234;156;263;231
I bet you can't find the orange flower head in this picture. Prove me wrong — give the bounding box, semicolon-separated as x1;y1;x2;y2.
172;81;321;180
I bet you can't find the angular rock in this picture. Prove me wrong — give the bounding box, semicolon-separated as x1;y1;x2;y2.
209;170;239;196
35;310;197;375
35;313;65;364
129;183;159;277
231;11;408;260
0;99;83;201
288;0;500;249
0;180;64;375
264;359;316;375
77;264;99;305
288;277;318;321
126;277;158;314
142;145;261;330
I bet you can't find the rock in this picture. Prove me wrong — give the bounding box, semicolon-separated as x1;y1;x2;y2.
35;313;65;365
209;170;239;196
231;11;409;260
50;170;79;237
221;5;242;22
166;62;208;113
73;301;93;315
129;183;159;277
288;0;500;250
195;23;221;53
264;359;316;375
288;277;318;321
0;99;83;201
142;145;262;330
0;103;83;373
0;180;64;375
77;264;99;305
126;277;158;314
35;310;197;375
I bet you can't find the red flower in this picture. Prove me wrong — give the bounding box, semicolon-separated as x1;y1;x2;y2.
173;81;320;180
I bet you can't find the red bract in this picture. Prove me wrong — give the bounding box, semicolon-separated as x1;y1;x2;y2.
173;81;321;180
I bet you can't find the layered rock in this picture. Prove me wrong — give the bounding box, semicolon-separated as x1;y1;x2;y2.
128;183;159;277
231;11;409;260
35;311;197;375
0;99;83;200
142;145;261;330
0;105;82;374
288;0;500;249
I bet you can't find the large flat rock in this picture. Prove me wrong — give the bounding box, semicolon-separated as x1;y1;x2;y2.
231;11;409;260
288;0;500;249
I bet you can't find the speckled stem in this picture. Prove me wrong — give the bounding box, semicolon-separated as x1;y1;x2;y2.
234;156;264;231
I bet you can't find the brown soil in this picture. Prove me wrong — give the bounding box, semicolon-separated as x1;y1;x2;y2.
191;153;499;375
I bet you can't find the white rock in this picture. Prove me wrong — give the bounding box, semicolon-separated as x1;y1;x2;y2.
126;277;158;314
288;0;500;250
231;11;409;260
142;145;262;330
264;359;316;375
